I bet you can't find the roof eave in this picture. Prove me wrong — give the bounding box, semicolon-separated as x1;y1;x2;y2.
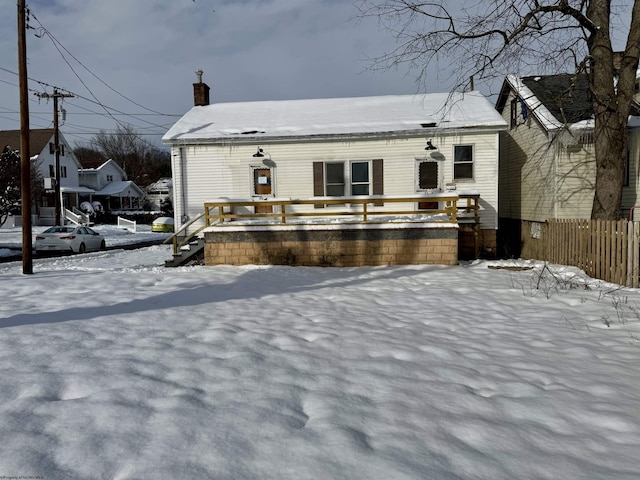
162;124;507;146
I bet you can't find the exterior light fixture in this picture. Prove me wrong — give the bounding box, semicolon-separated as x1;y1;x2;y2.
425;140;437;150
253;147;264;157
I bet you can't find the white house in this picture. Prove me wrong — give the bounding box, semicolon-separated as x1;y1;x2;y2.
0;128;89;225
79;159;145;211
145;177;173;211
162;75;508;259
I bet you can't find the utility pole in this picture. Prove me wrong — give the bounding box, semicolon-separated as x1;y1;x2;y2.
37;90;74;225
18;0;32;274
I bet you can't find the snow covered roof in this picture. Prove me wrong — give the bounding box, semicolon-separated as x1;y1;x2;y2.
163;92;507;144
498;75;566;131
79;159;126;175
146;177;172;192
499;74;640;131
61;185;95;194
95;181;143;197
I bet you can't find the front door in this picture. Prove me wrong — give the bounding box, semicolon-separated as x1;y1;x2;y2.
253;167;273;213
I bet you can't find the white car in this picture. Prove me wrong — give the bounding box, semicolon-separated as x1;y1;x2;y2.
35;226;106;255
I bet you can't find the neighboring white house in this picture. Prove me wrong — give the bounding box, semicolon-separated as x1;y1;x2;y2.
79;159;145;211
145;177;173;211
162;75;508;256
0;128;89;225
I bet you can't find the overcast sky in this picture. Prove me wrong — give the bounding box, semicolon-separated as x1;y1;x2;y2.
0;0;632;150
1;0;454;149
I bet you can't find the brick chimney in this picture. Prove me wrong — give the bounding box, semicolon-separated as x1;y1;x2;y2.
193;69;210;106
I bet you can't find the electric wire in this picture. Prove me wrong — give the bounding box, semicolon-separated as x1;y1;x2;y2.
0;8;183;148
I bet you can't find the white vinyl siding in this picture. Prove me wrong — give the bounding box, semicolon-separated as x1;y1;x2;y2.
495;89;640;222
498;90;556;222
553;134;595;219
36;135;81;189
622;129;640;217
172;132;501;231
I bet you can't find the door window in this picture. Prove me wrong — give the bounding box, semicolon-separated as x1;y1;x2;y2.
417;160;439;190
253;168;272;196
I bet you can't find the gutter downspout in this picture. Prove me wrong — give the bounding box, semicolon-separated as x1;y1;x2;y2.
178;147;189;225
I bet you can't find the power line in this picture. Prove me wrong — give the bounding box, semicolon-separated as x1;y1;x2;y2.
0;66;180;137
29;12;174;117
27;8;181;137
1;8;183;138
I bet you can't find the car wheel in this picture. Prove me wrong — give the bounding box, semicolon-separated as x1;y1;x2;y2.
100;240;106;250
79;243;86;253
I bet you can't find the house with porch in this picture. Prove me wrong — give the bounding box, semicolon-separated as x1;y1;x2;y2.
495;74;640;257
162;74;507;266
79;159;145;211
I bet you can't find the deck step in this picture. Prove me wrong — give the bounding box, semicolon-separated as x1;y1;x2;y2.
165;238;205;267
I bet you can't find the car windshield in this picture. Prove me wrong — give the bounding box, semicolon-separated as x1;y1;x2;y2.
43;227;75;234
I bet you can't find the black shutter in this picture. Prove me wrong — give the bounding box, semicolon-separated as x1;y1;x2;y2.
372;159;383;206
313;162;325;209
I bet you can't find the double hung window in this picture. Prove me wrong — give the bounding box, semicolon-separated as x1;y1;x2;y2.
313;160;383;207
350;161;370;195
324;161;370;196
453;145;474;180
325;162;346;196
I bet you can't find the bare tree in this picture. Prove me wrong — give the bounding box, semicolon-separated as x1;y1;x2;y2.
88;124;169;187
356;0;640;219
73;146;107;166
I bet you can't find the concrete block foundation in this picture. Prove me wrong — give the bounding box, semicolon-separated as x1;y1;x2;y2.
204;224;458;267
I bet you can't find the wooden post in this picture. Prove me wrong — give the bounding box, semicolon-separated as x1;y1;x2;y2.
35;90;74;225
18;0;32;274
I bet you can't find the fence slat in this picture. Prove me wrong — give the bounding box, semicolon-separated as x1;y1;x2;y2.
542;218;640;287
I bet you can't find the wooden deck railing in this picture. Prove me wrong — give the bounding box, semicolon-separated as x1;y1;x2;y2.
203;194;462;226
168;194;481;255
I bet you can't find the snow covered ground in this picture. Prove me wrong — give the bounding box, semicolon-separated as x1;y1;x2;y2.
0;233;639;479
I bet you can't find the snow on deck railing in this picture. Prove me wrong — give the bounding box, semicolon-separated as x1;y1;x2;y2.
117;216;136;233
202;194;467;227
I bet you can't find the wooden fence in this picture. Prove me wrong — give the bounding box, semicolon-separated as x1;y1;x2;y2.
542;219;640;288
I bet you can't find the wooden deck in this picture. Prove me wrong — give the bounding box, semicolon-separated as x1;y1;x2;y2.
168;194;481;262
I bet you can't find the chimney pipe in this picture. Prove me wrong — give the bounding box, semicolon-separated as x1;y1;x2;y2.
193;69;210;106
